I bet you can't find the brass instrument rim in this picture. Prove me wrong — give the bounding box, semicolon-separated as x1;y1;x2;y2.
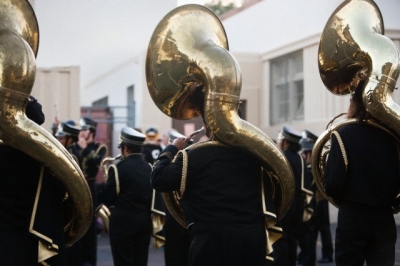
318;0;384;96
145;4;229;120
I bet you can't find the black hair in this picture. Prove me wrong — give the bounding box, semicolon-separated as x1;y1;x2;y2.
120;143;142;154
285;139;302;153
69;135;79;143
89;128;96;138
347;80;372;121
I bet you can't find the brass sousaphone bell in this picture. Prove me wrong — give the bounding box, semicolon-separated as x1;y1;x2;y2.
0;0;92;246
312;0;400;207
146;4;295;245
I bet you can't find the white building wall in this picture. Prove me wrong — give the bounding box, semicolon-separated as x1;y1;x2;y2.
232;52;263;127
81;53;174;156
302;44;349;135
137;54;173;136
260;59;270;132
81;58;141;156
32;67;81;133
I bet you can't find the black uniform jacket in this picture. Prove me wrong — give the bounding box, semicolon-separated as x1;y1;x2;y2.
80;142;107;180
98;153;153;214
280;148;312;230
68;143;82;167
0;145;66;265
325;123;400;207
151;144;275;226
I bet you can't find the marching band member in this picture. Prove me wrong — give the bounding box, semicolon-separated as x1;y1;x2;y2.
152;109;278;266
78;117;107;266
98;127;153;266
325;84;400;265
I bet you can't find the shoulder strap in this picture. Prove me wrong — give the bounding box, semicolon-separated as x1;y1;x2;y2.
331;131;348;171
172;150;188;200
150;189;166;249
107;164;120;195
299;154;313;198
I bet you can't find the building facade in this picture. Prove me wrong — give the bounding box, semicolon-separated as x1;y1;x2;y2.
32;0;400;157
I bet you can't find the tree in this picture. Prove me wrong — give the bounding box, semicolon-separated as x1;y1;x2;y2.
205;0;242;16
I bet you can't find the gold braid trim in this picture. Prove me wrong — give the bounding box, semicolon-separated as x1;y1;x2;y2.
151;190;165;249
108;164;120;195
331;131;348;171
30;167;59;263
299;154;313;222
159;151;174;161
172;150;188;200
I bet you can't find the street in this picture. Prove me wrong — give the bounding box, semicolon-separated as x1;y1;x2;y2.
96;224;400;266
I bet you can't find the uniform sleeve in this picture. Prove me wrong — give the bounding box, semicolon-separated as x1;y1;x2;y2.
151;145;183;192
82;144;107;166
325;133;347;203
92;144;107;165
97;166;118;206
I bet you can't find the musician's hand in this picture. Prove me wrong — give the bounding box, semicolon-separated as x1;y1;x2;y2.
172;137;190;150
54;116;60;126
78;133;87;149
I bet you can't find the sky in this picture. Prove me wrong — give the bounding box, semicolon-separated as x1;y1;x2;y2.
33;0;178;87
32;0;242;88
178;0;242;6
178;0;208;5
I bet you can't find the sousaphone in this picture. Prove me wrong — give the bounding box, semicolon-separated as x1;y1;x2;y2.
146;4;295;247
0;0;92;246
312;0;400;207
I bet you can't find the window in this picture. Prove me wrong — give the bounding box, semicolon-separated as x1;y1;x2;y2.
127;85;135;128
92;97;108;106
239;99;246;120
270;50;304;125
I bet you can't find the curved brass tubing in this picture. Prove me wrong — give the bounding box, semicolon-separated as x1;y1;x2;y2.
146;4;294;221
0;0;92;246
318;0;400;134
315;0;400;207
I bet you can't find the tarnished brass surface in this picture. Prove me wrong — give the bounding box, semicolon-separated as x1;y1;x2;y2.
315;0;400;206
0;0;92;246
0;0;39;56
146;4;294;224
0;1;38;95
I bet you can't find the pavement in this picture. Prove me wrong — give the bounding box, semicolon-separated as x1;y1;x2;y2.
96;224;400;266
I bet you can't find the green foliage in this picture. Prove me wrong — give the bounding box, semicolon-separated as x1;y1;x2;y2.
204;0;240;16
